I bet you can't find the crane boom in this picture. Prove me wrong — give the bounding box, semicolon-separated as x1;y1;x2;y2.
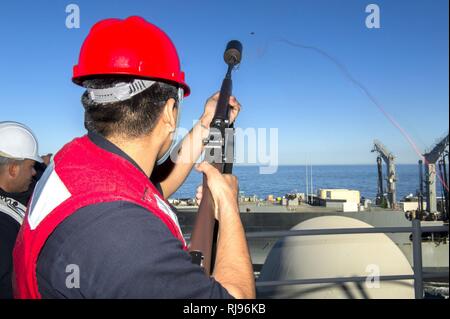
372;140;397;208
423;133;449;213
424;134;449;164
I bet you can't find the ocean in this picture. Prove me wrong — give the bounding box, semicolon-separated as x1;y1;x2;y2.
171;164;449;201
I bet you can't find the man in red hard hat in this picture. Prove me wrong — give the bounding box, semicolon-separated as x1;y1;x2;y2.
13;16;254;299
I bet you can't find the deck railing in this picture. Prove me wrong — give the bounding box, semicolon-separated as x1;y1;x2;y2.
245;219;449;299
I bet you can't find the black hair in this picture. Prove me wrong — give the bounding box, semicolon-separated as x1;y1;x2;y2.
81;77;179;138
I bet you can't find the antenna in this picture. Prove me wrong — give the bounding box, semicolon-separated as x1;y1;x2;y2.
305;156;309;204
309;162;314;204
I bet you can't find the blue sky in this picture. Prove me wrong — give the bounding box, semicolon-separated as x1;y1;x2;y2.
0;0;448;164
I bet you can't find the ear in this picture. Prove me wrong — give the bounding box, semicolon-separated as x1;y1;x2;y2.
161;98;177;133
8;161;20;178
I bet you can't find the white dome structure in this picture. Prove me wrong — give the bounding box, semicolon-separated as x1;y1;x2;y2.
258;216;414;299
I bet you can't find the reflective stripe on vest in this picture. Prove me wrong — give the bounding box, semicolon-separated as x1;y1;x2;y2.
0;195;26;225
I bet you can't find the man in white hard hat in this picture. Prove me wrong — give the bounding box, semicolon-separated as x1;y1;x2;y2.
0;121;47;299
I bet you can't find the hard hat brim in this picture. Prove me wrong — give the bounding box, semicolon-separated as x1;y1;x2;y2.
0;150;43;163
29;155;44;163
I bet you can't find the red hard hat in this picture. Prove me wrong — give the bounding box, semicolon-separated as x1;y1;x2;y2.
72;16;190;96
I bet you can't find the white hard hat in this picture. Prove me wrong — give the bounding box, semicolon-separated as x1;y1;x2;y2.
0;121;43;163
